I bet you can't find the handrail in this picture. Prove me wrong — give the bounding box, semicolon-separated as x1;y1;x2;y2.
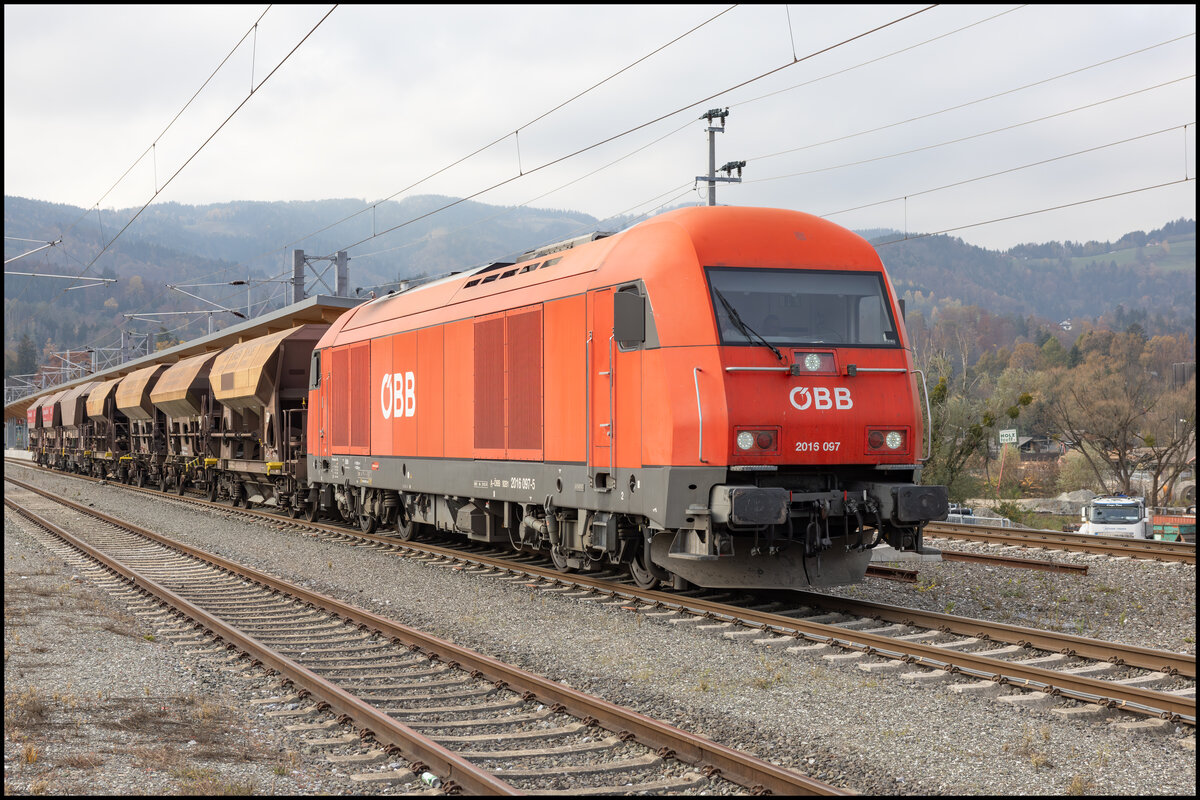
913;368;932;463
693;366;705;463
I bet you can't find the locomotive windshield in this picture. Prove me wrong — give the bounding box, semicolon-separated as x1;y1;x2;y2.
706;267;900;348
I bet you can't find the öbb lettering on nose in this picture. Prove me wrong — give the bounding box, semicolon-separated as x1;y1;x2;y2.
789;386;852;411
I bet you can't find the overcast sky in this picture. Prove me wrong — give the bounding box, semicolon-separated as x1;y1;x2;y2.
4;4;1196;253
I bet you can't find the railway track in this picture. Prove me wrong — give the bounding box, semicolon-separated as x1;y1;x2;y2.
8;466;1196;729
925;521;1196;564
5;478;844;795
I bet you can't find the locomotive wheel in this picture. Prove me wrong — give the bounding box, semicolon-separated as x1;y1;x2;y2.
358;513;378;534
629;549;662;590
549;547;575;574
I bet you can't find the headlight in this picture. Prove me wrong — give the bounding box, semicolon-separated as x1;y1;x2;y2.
885;431;903;450
737;431;755;450
790;352;835;375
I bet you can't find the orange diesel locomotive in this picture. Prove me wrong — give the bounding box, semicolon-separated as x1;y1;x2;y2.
304;206;947;590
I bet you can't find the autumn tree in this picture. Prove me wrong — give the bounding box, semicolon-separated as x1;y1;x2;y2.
1043;331;1196;496
918;352;1036;500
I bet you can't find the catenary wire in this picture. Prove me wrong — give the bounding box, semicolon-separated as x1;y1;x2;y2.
273;5;740;256
740;75;1195;186
326;5;939;257
868;178;1195;247
817;123;1195;220
746;32;1195;163
66;6;338;291
54;6;276;247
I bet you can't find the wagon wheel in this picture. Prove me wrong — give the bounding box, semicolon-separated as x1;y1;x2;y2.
135;469;147;489
287;497;304;519
229;486;243;507
304;498;321;523
175;474;187;495
358;512;378;534
629;548;663;590
206;478;218;503
549;547;575;574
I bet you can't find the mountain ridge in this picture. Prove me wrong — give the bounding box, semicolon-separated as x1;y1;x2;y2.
4;195;1194;370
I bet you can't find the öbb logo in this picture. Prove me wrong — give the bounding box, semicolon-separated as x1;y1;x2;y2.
789;386;853;411
380;372;416;419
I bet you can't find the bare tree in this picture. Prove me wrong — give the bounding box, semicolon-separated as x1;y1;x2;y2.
1138;378;1196;505
1044;332;1193;496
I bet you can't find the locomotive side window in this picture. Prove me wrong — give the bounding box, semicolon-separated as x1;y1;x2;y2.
614;287;646;349
706;267;899;348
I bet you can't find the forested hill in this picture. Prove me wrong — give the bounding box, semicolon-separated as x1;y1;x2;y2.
3;194;1195;370
868;218;1195;333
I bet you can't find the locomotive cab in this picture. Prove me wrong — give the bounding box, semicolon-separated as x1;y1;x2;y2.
618;207;948;588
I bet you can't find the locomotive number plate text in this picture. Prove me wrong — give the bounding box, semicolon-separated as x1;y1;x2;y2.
794;441;841;452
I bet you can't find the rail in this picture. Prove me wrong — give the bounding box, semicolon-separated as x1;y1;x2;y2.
926;520;1195;564
6;476;848;796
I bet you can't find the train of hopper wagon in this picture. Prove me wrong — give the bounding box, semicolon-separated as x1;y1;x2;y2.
22;205;948;591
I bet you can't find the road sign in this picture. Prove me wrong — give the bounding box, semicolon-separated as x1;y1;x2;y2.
998;429;1018;444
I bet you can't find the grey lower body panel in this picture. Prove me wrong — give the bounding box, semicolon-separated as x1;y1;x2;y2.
309;454;725;531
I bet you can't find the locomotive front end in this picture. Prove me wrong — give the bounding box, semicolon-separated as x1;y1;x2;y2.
640;207;948;589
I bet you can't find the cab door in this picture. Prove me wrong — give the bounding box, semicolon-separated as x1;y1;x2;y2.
312;348;332;459
588;288;613;489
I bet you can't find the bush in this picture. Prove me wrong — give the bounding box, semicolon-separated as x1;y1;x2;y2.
1056;450;1105;493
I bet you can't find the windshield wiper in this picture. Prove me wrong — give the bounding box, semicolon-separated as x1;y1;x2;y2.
712;287;783;361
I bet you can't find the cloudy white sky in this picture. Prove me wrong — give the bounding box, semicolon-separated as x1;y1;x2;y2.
4;4;1196;252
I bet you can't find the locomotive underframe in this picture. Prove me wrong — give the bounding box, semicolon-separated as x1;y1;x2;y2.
306;453;944;590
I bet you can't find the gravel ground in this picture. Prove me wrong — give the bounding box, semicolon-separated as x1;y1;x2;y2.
4;458;1196;796
845;535;1197;656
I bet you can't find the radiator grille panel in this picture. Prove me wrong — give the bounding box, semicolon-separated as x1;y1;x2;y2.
506;308;542;452
473;317;505;450
331;347;349;448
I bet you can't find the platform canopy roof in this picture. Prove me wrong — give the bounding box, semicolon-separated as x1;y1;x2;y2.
4;295;361;423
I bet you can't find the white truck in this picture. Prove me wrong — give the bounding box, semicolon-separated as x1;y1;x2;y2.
1077;495;1148;538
